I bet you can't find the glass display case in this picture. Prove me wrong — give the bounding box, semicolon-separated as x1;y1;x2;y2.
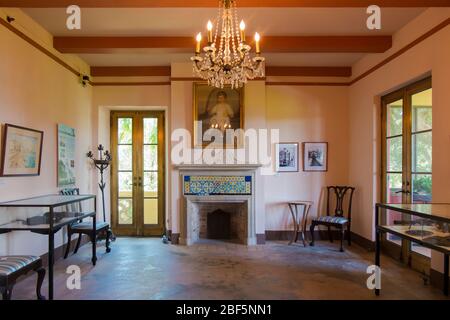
375;203;450;296
0;194;97;300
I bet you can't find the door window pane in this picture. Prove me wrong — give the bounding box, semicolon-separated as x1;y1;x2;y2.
386;173;402;203
412;89;432;132
387;100;403;137
118;199;133;225
144;118;158;144
412;174;432;204
144;199;158;225
144;172;158;197
118;145;133;171
118;118;132;144
412;132;432;172
144;145;158;171
387;137;402;172
118;172;133;198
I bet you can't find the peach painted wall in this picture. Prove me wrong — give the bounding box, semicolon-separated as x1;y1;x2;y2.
0;9;94;256
91;84;171;229
91;62;351;237
348;8;450;272
265;85;350;231
169;64;269;235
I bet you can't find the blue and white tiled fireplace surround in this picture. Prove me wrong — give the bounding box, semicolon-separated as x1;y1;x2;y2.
177;165;260;246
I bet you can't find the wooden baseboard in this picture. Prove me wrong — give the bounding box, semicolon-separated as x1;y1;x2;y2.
168;229;375;249
350;232;376;251
265;230;342;242
264;230;375;251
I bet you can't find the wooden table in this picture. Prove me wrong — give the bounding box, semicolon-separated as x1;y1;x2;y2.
288;201;313;247
0;194;97;300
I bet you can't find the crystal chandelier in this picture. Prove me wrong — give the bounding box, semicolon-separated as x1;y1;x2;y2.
191;0;265;89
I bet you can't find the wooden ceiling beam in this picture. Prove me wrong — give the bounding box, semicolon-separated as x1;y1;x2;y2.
91;66;171;77
266;66;352;77
1;0;449;8
54;36;392;53
90;65;351;77
54;37;193;53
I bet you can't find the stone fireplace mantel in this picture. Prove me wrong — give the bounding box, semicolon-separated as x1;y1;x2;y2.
177;164;261;245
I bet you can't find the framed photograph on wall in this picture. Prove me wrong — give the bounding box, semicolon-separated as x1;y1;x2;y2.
0;124;44;177
193;83;244;148
303;142;328;172
57;124;76;187
275;143;299;172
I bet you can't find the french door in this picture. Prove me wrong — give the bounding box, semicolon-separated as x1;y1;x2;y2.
381;77;432;271
111;111;165;236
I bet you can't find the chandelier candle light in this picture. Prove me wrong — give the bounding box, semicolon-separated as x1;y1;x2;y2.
191;0;265;89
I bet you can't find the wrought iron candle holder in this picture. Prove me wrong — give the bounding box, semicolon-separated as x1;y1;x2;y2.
87;145;115;240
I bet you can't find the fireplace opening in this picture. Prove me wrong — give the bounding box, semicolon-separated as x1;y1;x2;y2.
194;202;247;244
207;209;231;239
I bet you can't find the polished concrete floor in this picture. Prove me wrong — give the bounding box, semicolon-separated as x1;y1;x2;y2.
12;237;449;300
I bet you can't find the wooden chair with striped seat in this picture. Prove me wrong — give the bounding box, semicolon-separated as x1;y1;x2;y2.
0;255;46;300
61;188;111;259
310;186;355;252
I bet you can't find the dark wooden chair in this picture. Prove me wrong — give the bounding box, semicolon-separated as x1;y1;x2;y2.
60;188;111;258
0;255;45;300
310;186;355;252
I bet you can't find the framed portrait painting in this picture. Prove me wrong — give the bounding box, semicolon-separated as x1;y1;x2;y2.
193;83;244;147
275;143;299;172
303;142;328;172
0;124;44;177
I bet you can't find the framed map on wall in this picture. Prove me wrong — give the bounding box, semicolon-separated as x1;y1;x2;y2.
0;124;44;177
57;124;76;186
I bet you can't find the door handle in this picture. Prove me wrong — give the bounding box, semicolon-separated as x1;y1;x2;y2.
395;190;410;194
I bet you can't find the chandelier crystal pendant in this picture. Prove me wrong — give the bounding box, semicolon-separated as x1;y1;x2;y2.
191;0;265;89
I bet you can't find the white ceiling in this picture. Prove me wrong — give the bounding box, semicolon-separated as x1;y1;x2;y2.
22;7;426;67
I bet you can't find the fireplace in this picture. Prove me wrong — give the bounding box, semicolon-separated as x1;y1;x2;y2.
196;203;248;243
177;165;260;245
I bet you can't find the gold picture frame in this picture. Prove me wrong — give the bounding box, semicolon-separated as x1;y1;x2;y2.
0;124;44;177
193;82;245;148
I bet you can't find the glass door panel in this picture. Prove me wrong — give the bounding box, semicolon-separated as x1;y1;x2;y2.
410;88;432;257
111;111;165;236
143;117;160;227
382;79;432;266
117;118;134;225
384;99;404;245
